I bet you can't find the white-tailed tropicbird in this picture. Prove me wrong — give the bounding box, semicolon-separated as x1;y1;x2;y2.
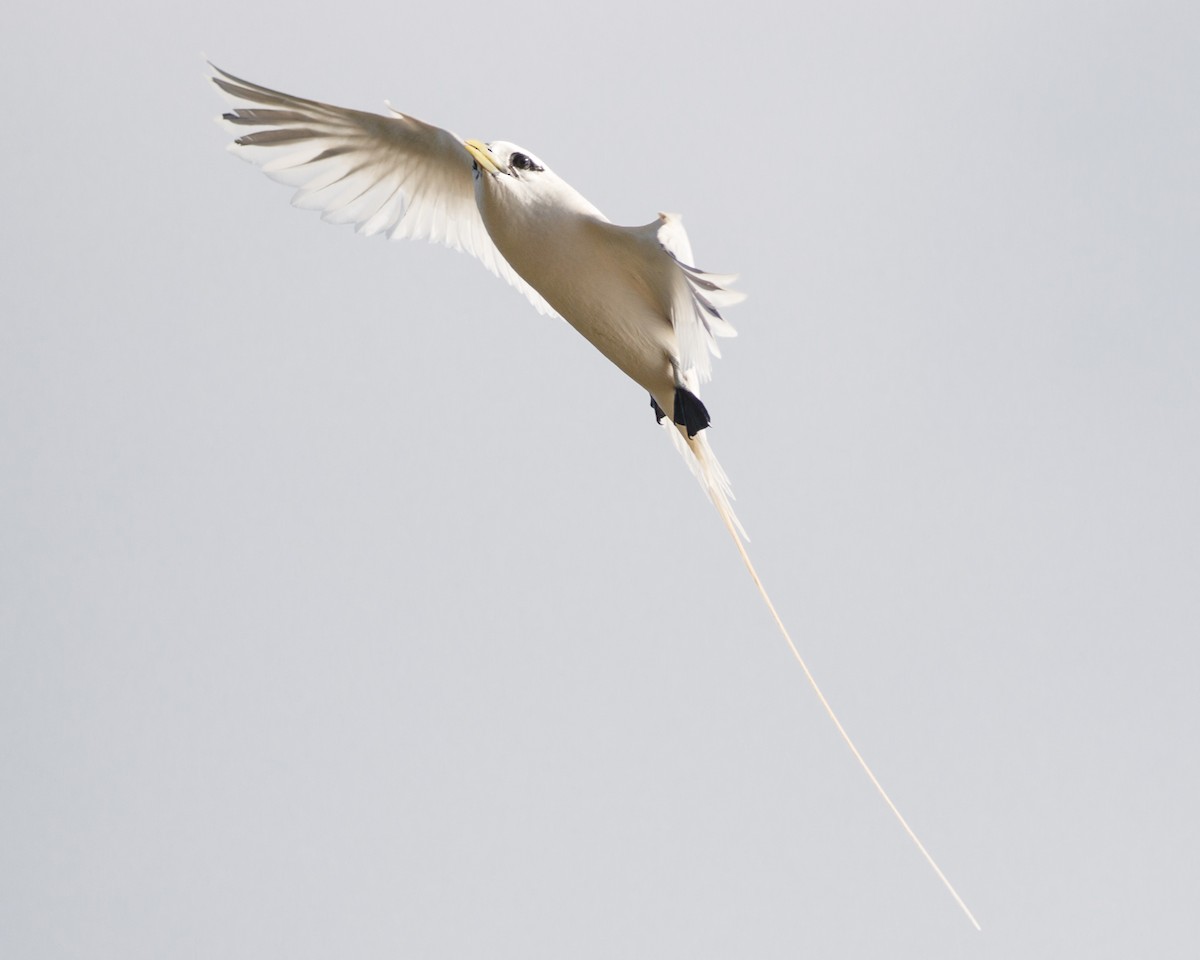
209;64;978;929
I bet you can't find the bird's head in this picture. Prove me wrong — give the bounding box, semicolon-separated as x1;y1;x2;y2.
464;139;548;182
463;138;605;224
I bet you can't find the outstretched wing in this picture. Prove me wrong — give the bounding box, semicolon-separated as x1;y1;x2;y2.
209;64;555;316
654;212;743;384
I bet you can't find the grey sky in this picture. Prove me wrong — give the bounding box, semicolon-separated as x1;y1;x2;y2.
2;2;1197;957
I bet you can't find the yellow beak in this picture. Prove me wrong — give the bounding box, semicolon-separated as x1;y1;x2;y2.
464;139;501;175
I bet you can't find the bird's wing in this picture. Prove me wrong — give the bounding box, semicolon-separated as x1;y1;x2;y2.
654;213;743;384
209;64;555;316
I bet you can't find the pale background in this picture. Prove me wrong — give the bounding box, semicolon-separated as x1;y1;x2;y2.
2;2;1197;957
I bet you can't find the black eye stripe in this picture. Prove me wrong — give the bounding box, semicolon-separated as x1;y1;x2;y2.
510;152;543;173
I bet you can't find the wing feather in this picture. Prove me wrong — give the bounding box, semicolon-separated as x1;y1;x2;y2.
655;213;743;383
209;64;555;316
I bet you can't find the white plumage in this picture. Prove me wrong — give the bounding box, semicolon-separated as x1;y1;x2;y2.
211;65;744;534
209;64;979;930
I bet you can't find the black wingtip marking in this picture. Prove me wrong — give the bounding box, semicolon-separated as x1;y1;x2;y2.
673;387;711;438
650;395;667;424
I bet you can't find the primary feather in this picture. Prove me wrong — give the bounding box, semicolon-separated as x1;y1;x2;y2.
212;65;555;316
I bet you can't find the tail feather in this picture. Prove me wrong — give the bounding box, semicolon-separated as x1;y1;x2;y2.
663;424;747;541
663;421;981;931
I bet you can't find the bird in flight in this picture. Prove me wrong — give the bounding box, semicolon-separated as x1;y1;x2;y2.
209;64;979;929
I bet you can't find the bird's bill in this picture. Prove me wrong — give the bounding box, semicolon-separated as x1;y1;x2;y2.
463;139;501;174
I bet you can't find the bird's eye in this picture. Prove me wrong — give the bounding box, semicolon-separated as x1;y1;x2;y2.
510;152;543;173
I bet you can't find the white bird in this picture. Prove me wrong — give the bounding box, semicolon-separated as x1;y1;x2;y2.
209;64;743;534
210;64;979;929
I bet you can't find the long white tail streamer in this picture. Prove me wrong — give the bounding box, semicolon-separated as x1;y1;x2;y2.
685;435;981;930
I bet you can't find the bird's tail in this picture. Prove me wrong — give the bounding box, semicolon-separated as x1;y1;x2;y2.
665;424;982;931
665;425;748;541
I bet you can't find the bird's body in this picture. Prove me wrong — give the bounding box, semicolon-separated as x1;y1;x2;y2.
469;161;675;407
209;64;978;929
212;66;744;523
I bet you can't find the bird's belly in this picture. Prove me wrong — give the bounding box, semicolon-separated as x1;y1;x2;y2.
562;304;674;394
499;239;676;397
